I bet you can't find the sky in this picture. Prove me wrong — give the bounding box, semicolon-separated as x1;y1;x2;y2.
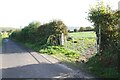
0;0;119;28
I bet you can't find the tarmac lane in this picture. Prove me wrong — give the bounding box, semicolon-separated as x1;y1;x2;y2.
1;39;73;78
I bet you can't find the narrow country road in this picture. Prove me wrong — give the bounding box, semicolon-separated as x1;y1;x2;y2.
1;38;95;78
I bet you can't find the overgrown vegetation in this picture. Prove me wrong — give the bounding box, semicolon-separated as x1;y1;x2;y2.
10;20;79;59
10;20;82;63
9;1;119;78
87;1;120;78
0;30;10;48
10;20;68;45
1;32;9;38
40;46;80;58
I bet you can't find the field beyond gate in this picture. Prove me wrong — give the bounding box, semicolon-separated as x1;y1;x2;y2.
64;31;97;55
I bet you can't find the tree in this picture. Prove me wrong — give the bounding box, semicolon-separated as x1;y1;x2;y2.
10;20;68;46
79;27;84;32
87;1;120;69
26;21;41;42
74;29;77;32
88;1;119;53
68;30;71;33
85;26;93;31
37;20;68;45
10;21;41;43
10;29;21;40
7;30;13;35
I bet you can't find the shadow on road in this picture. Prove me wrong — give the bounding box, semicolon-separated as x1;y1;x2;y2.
1;39;75;78
1;38;99;79
1;63;73;78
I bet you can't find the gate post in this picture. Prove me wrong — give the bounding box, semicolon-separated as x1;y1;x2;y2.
60;33;64;45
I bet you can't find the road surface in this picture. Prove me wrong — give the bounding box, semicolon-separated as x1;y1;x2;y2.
1;39;95;78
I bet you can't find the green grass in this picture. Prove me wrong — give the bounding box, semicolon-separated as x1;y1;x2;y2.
11;31;119;78
39;46;80;58
69;31;96;38
23;31;97;66
65;32;119;78
0;32;9;47
24;42;80;62
14;31;119;78
65;32;97;54
86;54;119;78
1;32;9;39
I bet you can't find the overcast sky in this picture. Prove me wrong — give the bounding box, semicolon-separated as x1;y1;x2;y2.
0;0;119;28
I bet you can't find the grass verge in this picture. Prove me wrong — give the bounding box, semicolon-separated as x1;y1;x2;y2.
12;40;119;78
85;54;119;78
24;42;80;61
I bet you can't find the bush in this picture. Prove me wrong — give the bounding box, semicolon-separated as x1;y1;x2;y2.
10;20;68;46
87;2;119;77
86;53;119;78
37;20;68;45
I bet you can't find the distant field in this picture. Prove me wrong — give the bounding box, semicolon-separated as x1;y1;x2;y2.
2;33;9;38
68;31;96;38
65;31;97;54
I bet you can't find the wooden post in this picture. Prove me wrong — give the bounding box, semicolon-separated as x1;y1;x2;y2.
98;25;101;53
60;33;64;45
